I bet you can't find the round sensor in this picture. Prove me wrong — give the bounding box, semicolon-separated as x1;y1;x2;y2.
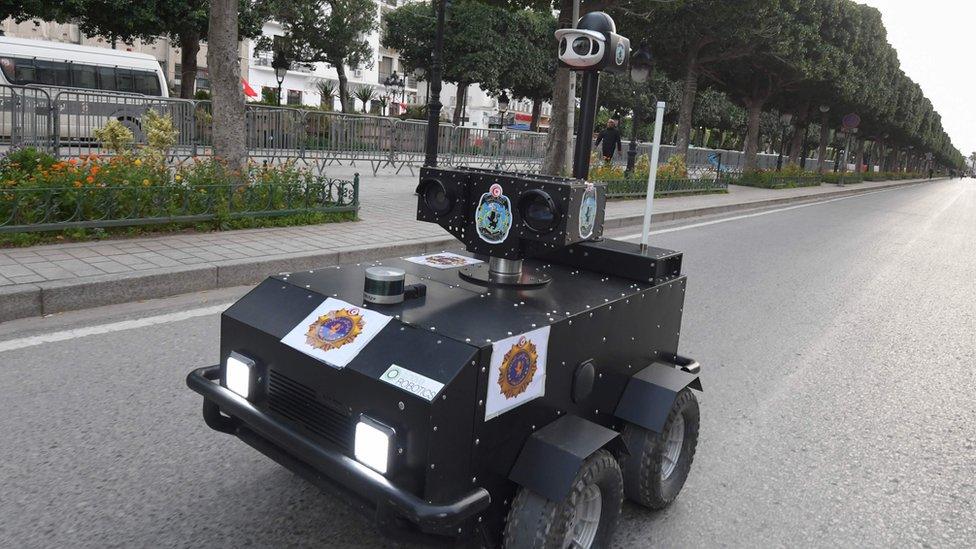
422;178;453;217
519;190;559;234
572;37;591;57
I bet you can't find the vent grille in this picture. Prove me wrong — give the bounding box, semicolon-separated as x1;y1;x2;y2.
267;369;353;451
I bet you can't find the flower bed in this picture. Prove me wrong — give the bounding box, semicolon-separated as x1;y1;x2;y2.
0;147;358;246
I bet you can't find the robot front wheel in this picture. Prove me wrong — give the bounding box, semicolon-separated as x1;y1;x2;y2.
502;390;700;548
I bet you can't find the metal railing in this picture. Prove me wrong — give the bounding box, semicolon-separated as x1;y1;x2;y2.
2;84;833;176
0;84;548;175
0;177;358;233
603;177;729;199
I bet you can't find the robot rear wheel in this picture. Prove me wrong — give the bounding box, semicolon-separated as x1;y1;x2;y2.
619;388;700;509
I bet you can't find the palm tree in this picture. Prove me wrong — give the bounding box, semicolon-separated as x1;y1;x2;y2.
316;80;338;111
352;85;376;114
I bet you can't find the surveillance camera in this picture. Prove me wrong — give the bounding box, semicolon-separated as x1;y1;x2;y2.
555;29;606;70
555;12;630;73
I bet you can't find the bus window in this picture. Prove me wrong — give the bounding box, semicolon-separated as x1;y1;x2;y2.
0;57;37;84
116;68;134;93
134;70;161;96
71;63;98;89
97;66;117;91
34;59;71;87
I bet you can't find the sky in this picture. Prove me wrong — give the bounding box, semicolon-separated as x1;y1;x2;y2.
858;0;976;159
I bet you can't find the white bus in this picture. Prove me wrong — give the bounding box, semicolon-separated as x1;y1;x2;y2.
0;36;167;96
0;36;172;148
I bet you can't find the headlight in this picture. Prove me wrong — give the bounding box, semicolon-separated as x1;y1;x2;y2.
354;416;395;474
225;352;256;399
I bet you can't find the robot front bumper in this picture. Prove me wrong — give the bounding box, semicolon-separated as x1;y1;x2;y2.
186;365;491;534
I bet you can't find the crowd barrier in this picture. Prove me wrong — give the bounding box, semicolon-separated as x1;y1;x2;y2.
2;84;825;175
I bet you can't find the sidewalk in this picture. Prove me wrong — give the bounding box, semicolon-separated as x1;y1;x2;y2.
0;170;939;322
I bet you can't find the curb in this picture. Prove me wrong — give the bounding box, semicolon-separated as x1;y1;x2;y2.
0;177;938;323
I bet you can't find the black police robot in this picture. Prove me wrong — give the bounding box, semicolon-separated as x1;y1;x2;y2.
187;12;701;548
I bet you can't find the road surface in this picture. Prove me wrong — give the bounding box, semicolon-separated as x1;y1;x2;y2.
2;178;973;547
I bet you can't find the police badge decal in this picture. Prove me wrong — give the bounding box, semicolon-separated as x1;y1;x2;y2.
475;183;513;244
305;308;365;352
498;336;538;399
579;182;598;239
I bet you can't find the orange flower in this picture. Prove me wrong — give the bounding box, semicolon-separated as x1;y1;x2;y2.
68;158;78;166
86;176;95;184
73;180;82;188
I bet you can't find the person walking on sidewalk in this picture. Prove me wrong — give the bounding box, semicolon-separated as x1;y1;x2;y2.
595;119;623;164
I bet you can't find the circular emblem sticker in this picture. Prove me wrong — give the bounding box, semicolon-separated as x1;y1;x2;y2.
475;184;513;244
579;183;598;239
305;308;365;352
498;336;538;399
615;43;626;66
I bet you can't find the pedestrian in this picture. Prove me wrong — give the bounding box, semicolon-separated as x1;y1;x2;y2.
595;119;622;164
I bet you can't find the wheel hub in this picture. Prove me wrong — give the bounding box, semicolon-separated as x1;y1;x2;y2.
565;483;602;548
661;413;685;480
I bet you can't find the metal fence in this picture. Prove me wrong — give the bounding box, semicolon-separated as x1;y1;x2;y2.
604;177;730;199
0;177;358;233
2;84;830;176
0;85;547;175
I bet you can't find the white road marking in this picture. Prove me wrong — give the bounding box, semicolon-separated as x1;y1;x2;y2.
615;185;915;240
0;303;231;353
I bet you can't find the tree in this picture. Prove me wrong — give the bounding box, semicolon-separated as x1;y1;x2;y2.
352;85;376;114
208;0;246;170
0;0;268;99
495;9;557;131
383;0;514;125
259;0;377;113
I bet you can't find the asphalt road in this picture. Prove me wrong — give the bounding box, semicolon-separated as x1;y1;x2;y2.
2;178;974;548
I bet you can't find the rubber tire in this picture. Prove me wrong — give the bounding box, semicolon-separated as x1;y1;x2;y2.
619;388;700;509
503;449;623;549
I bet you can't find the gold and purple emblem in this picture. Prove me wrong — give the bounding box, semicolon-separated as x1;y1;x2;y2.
305;308;365;352
498;336;539;399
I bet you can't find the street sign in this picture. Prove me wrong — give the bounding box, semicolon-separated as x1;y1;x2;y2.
842;113;861;130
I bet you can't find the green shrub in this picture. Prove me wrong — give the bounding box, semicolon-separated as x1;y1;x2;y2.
93;119;135;155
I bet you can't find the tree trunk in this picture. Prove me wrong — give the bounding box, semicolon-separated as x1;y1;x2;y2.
788;103;809;165
542;0;575;176
854;138;865;172
743;99;764;171
178;30;201;99
817;111;830;173
530;98;542;133
674;50;701;158
336;65;351;113
207;0;246;172
452;84;467;126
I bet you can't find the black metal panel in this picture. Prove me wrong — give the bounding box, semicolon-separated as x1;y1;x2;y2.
543;238;683;285
508;415;620;501
267;369;353;451
614;362;700;433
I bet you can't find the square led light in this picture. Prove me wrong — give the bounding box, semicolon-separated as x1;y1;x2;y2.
225;353;255;399
354;417;394;474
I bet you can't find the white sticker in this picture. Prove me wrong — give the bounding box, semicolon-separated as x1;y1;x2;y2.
281;298;392;369
484;326;550;421
404;252;483;270
380;364;445;401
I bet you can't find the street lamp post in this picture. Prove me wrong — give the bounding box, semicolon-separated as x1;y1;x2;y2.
496;90;510;129
626;45;653;177
272;50;288;107
384;71;405;116
776;113;793;171
424;0;449;167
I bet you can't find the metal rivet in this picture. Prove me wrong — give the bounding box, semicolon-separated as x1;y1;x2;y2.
398;401;405;410
433;426;438;431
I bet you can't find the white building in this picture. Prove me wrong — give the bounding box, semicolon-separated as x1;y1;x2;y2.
247;0;420;112
436;82;552;130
